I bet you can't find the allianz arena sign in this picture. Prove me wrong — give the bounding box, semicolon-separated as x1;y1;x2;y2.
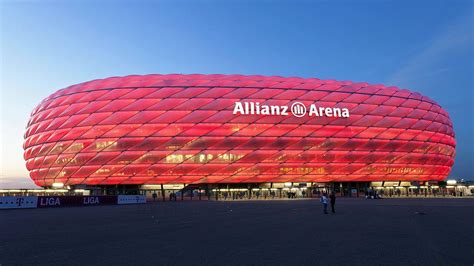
233;101;350;118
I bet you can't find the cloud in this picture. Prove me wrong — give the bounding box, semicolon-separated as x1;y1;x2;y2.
387;14;473;87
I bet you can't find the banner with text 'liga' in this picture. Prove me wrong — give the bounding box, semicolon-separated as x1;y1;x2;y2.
117;195;146;205
37;196;118;208
0;196;38;209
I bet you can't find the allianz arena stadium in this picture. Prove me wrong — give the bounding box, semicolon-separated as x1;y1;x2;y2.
23;74;455;195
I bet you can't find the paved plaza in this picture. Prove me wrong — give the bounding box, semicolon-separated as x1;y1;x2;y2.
1;198;472;265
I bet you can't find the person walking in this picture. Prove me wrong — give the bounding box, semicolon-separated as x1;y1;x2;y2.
329;191;336;213
320;193;329;214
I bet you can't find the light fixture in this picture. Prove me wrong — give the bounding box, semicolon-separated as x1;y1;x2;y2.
52;182;64;188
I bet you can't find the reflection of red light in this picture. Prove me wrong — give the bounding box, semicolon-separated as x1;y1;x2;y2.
23;74;456;187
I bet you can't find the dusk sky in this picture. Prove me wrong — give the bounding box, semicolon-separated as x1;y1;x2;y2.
1;0;472;188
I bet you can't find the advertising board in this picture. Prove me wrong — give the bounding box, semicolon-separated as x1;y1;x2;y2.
0;196;38;209
117;195;146;205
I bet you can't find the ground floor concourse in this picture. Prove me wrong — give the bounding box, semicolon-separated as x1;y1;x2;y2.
130;181;473;201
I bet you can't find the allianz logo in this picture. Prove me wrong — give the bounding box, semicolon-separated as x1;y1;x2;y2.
233;102;350;118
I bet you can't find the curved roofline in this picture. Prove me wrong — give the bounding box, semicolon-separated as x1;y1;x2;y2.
40;73;432;101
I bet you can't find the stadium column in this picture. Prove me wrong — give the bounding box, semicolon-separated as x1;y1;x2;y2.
161;184;165;202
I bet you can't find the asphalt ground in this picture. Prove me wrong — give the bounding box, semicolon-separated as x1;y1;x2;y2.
1;198;473;266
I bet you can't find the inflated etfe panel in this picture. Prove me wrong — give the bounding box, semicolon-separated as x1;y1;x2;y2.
23;74;455;186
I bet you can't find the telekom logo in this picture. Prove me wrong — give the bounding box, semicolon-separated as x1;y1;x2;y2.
291;102;306;117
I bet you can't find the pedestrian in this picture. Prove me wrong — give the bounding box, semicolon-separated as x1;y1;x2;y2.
329;191;336;213
320;193;328;214
170;192;177;201
152;192;157;202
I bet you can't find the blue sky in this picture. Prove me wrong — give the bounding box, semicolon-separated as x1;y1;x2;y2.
1;0;473;188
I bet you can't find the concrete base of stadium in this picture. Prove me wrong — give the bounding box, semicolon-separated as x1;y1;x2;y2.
61;181;473;200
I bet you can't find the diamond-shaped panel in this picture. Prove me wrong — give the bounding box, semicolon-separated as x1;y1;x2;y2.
23;74;456;187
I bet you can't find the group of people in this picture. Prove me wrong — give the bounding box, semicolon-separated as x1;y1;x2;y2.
320;192;336;214
365;189;382;199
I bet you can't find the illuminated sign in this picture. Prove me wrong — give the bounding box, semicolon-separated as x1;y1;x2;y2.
233;101;350;118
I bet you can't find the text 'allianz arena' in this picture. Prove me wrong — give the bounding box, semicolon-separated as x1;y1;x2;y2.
23;74;455;187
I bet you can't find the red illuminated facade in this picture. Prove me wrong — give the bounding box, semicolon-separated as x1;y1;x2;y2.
24;74;455;187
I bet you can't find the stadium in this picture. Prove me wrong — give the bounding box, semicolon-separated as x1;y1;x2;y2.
23;74;456;197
